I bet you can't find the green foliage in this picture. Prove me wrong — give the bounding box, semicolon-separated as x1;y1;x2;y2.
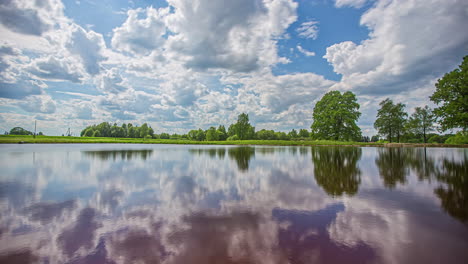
430;56;468;131
229;113;255;140
256;129;277;140
216;125;228;141
84;129;94;137
405;106;435;143
445;132;468;144
311;91;361;141
159;133;170;139
227;135;239;141
80;122;155;139
9;127;32;135
298;129;310;138
205;127;219;141
288;129;298;139
374;98;407;142
275;131;289;140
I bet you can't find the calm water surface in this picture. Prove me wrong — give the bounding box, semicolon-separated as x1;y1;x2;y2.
0;144;467;264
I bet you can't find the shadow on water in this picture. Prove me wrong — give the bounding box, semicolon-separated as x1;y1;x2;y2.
311;147;362;197
82;149;153;160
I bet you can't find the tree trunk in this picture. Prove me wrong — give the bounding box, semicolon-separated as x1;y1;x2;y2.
423;126;426;143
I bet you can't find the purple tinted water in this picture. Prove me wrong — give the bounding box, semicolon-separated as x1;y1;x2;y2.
0;144;467;264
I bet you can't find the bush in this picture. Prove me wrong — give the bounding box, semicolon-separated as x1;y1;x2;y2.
428;134;442;143
227;135;239;141
376;140;389;143
445;132;468;144
144;135;152;140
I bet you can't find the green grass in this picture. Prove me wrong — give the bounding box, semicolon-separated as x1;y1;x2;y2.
0;135;465;147
0;135;381;146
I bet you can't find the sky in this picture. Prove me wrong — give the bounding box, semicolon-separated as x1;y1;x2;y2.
0;0;467;136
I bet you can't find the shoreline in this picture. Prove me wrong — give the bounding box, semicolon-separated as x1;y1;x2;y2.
0;136;466;148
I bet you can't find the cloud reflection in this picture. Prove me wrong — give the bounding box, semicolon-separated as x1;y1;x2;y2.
0;145;467;263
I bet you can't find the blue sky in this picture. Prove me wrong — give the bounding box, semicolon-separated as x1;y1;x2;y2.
0;0;467;136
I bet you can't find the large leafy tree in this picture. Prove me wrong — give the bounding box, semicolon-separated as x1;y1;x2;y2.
406;105;435;143
374;99;407;142
311;91;361;141
430;56;468;131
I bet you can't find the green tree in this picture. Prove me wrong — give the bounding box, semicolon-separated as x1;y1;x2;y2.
374;99;407;142
160;133;170;139
188;129;199;140
288;129;298;139
430;56;468;131
311;91;361;141
139;123;149;138
406;106;435;143
298;129;310;138
84;128;94;137
196;128;205;141
216;125;228;141
230;113;255;140
9;127;32;135
206;127;219;141
256;129;277;140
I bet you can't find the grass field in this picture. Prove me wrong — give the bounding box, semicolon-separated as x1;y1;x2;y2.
1;135;465;147
0;135;381;146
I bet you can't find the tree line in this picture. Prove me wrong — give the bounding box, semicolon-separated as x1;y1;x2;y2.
79;56;466;143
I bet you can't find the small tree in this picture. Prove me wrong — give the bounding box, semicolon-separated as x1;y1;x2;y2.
406;106;435;143
374;99;407;143
230;113;255;140
298;129;310;138
288;129;298;139
216;125;228;141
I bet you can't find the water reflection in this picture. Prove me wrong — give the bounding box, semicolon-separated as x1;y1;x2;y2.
273;204;377;264
228;147;255;171
375;148;410;188
0;144;467;264
434;154;468;222
311;147;362;196
82;149;153;160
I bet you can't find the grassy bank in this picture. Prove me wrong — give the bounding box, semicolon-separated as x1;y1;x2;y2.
0;135;466;147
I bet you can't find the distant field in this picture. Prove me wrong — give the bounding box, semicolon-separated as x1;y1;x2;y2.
1;135;465;147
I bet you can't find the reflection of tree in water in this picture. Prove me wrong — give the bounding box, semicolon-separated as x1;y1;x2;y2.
311;147;362;196
188;148;227;160
434;154;468;223
406;148;438;181
375;148;411;189
228;147;255;171
83;150;153;160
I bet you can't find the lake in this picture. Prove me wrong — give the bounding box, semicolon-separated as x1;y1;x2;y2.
0;144;467;264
